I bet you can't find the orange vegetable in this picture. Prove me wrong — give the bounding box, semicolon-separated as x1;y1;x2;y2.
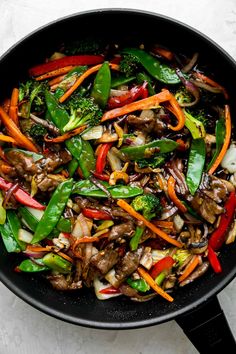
137;266;174;302
208;105;231;175
0;134;17;144
57;251;74;263
153;46;174;61
9;88;19;126
167;176;187;213
178;255;200;283
101;89;185;131
193;72;229;100
26;245;54;252
59;63;120;103
35;65;75;81
153;220;174;230
117;199;182;248
0;106;38;152
48;74;67;86
44;125;87;143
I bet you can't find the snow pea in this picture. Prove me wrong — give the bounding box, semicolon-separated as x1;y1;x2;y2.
186;138;206;195
91;61;111;109
207;118;225;171
73;179;143;199
42;253;72;274
18;259;49;272
127;277;150;292
130;226;144;251
56;217;72;233
32;179;73;243
0;191;6;225
78;139;95;178
54;66;88;99
120;139;178;160
68;158;79;177
19;206;40;232
111;74;135;88
136;72;155;96
122;48;180;84
0;221;21;253
7;210;26;250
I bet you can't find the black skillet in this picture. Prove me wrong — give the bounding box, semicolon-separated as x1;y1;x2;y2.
0;9;236;354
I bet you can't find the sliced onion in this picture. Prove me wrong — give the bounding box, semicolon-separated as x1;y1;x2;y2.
107;148;122;171
18;228;33;243
94;277;121;300
110;88;129;96
176;68;200;107
221;144;236;173
26;206;44;220
72;213;92;239
82;125;103;140
160;206;178;220
190;79;222;93
23;250;46;259
182;52;199;73
2;183;19;208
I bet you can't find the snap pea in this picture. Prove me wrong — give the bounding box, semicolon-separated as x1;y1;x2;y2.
127;277;150;292
111;74;135;88
123;48;180;84
0;191;6;225
32;179;73;243
18;258;49;272
0;221;21;253
91;61;111;109
54;66;88;99
186;138;206;195
19;206;40;232
207;118;225;171
7;210;26;250
42;253;72;274
77;139;95;178
120;139;178;160
68;158;79;177
73;179;143;199
56;217;72;233
184;110;206;139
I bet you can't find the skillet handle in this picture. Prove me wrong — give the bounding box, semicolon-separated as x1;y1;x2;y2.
176;296;236;353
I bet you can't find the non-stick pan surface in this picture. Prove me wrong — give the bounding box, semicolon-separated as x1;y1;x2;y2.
0;10;236;351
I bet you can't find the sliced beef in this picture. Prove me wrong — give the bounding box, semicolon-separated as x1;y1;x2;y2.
200;174;228;203
109;221;135;241
47;274;82;291
190;194;224;224
90;248;119;275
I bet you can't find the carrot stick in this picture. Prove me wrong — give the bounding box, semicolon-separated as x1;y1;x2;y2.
35;65;75;81
26;245;54;252
167;176;187;213
117;199;182;248
193;72;229;100
0;162;15;174
178;255;200;283
0;106;38;152
0;134;17;144
153;220;174;230
44;125;87;143
57;251;74;263
208;105;231;175
48;74;66;86
9;88;19;126
137;267;174;302
59;63;120;103
153;47;174;61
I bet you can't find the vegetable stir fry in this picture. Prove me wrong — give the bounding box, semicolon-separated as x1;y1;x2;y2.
0;39;235;302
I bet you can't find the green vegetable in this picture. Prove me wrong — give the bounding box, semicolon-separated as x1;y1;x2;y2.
186;138;206;195
175;87;193;105
0;191;6;225
73;179;143;199
184;109;206;139
78;139;96;178
173;249;191;267
120;139;178;160
136;155;166;169
42;253;72;274
181;201;204;221
130;226;144;251
56;217;72;233
207;118;225;171
54;66;88;99
131;194;162;220
4;148;43;162
119;53;141;77
19;207;40;232
127;277;150;292
91;61;111;109
32;179;73;243
0;221;21;253
7;210;26;250
68;158;79;177
111;74;135;88
18;259;49;272
19;80;48;117
64;38;105;55
122;48;180;84
155;271;166;286
29;124;47;143
136;72;155;96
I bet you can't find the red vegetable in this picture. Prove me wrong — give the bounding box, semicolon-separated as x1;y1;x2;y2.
108;81;148;109
207;245;222;273
209;191;236;251
0;177;45;210
82;208;112;220
95;143;112;174
91;171;110;181
149;256;175;279
99;286;121;294
29;55;105;77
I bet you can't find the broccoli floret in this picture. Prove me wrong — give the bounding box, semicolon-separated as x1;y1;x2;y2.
174;87;193;105
63;38;106;55
63;96;102;132
137;155;166;169
119;54;141;77
19;80;48;117
29;124;47;143
131;194;162;220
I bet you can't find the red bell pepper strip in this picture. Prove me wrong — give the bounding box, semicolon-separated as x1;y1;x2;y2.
99;286;121;294
149;256;175;279
29;55;105;77
82;208;112;220
207;245;222;273
0;177;45;210
91;171;110;181
209;191;236;251
95;143;112;174
108;81;148;109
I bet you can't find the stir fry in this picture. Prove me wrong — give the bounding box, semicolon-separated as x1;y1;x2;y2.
0;38;235;302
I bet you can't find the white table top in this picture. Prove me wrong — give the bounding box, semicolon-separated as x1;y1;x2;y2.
0;1;236;353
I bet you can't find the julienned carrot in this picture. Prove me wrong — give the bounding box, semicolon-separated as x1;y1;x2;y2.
208;105;231;175
9;88;19;126
194;72;229;99
153;220;174;230
0;107;38;152
101;89;185;131
44;125;87;143
26;245;54;252
117;199;182;248
35;65;75;81
0;134;17;144
59;63;120;103
153;46;174;61
167;176;187;213
57;251;74;263
137;267;174;302
48;74;67;86
178;255;200;283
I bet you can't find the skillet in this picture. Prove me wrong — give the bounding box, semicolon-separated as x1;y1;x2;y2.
0;9;236;353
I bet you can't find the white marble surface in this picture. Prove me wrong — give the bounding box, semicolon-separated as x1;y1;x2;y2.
0;0;236;353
